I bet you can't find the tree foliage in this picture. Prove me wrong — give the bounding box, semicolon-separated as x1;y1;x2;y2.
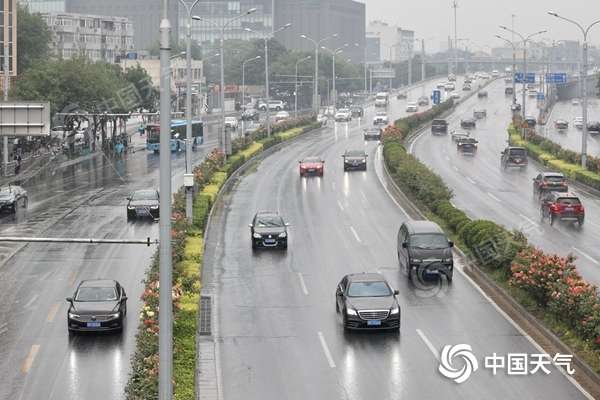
17;5;51;74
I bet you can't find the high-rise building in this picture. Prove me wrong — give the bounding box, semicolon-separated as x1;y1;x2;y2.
274;0;366;64
20;0;65;13
186;0;272;48
1;0;17;76
41;12;134;63
365;34;380;63
66;0;179;51
367;20;415;63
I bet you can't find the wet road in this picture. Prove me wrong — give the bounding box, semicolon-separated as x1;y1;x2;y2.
207;78;589;400
543;98;600;157
412;78;600;287
0;124;219;399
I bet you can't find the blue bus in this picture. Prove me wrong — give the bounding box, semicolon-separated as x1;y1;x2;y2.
146;119;204;153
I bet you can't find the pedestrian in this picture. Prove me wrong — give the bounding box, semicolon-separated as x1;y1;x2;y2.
14;154;22;175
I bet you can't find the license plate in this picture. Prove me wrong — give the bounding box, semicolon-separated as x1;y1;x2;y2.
87;322;101;328
367;320;381;326
514;159;521;163
264;239;276;244
565;207;574;212
308;169;315;172
428;269;439;274
136;208;150;216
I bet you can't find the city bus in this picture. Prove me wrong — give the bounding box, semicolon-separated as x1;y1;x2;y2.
146;119;204;153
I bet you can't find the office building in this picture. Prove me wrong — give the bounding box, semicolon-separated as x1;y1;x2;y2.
20;0;65;13
367;20;414;63
274;0;366;64
42;12;134;63
365;34;380;63
66;0;179;51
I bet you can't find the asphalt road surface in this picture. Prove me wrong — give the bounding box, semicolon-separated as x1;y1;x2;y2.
207;78;589;400
412;78;600;287
543;98;600;157
0;124;219;399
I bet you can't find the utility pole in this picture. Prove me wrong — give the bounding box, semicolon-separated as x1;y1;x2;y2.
158;0;172;397
301;33;338;113
295;56;311;119
3;45;8;175
452;0;458;74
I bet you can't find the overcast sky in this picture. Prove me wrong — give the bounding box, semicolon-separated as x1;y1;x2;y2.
359;0;600;52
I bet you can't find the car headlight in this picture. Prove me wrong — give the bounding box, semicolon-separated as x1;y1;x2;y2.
411;259;423;264
390;306;400;315
109;312;121;319
253;232;262;239
150;205;159;209
68;312;80;319
278;232;287;238
361;159;366;163
127;206;135;210
443;258;452;263
346;308;357;316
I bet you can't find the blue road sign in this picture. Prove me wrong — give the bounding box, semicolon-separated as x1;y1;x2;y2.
431;89;441;105
514;72;536;84
545;73;567;84
126;52;138;60
537;92;545;101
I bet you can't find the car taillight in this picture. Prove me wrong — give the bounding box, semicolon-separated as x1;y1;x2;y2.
550;204;561;212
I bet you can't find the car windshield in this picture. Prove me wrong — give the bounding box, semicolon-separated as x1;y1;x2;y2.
347;281;391;297
409;233;449;249
302;157;321;163
132;191;157;201
432;120;446;125
75;286;117;302
545;175;565;183
345;150;365;157
557;197;581;206
509;149;526;156
255;215;283;227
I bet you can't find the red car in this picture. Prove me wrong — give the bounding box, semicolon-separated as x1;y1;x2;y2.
540;191;585;226
299;157;324;177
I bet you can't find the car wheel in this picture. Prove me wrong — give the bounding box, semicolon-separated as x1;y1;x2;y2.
281;243;288;251
549;214;555;226
335;301;339;313
251;242;257;251
342;313;350;332
447;274;453;283
578;217;584;226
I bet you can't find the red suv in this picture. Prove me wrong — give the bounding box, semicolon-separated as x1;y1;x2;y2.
540;191;584;226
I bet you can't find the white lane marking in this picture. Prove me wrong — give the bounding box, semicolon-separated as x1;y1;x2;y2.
47;303;60;323
466;177;477;185
21;345;40;374
360;190;367;202
337;200;344;211
297;273;309;295
518;213;539;228
416;329;439;360
317;332;336;368
572;247;600;265
453;165;459;172
487;192;501;203
349;226;362;243
24;294;39;309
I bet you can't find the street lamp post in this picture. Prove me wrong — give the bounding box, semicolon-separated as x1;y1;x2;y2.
295;55;312;118
245;23;292;137
300;33;338;113
499;26;547;121
548;12;600;168
321;44;348;109
197;52;220;116
242;55;261;114
495;35;518;104
179;0;199;224
193;8;257;158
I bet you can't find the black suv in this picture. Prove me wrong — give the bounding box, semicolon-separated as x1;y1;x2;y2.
501;146;528;169
350;106;364;118
524;116;537;127
533;172;568;197
335;273;401;331
0;185;28;213
397;221;454;282
342;150;367;171
431;119;448;135
478;91;488;98
249;211;288;250
460;118;476;129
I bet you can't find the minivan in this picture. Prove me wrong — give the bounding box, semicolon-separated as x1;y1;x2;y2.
397;221;454;282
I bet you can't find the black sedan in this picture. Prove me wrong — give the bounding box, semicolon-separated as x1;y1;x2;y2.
478;91;488;98
250;211;289;250
363;127;382;141
241;108;260;121
0;185;28;213
350;106;364;118
460;118;476;129
342;150;367;171
127;189;159;220
336;273;401;331
66;279;127;334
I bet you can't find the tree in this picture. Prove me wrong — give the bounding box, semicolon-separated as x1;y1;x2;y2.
124;65;159;112
16;5;51;73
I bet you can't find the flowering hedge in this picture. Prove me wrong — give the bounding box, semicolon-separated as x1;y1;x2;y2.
125;117;320;399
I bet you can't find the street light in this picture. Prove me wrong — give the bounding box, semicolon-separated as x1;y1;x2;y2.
321;44;348;109
499;26;547;121
547;11;600;168
494;34;518;104
300;33;338;112
169;51;186;60
295;55;312;118
197;52;220;115
192;7;257;158
242;55;262;114
245;23;292;137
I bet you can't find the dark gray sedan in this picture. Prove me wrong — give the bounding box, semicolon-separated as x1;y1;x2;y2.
250;211;289;250
336;273;401;331
127;189;159;220
0;185;28;213
66;279;128;334
342;150;367;171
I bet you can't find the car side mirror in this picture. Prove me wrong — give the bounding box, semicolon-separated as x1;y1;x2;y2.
285;223;290;227
393;289;400;296
126;196;131;201
66;297;73;303
448;241;454;247
122;296;128;302
402;242;408;248
248;224;253;228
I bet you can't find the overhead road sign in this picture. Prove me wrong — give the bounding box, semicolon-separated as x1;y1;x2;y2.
371;68;395;79
431;89;441;105
545;73;567;84
0;102;51;137
514;73;535;84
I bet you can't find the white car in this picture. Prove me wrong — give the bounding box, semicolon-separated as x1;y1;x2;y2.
574;117;584;129
491;70;500;78
258;100;286;111
450;93;461;100
406;102;418;112
571;98;580;105
224;116;238;129
451;130;471;142
334;109;352;122
275;110;290;122
373;112;389;125
444;82;455;91
316;114;328;126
